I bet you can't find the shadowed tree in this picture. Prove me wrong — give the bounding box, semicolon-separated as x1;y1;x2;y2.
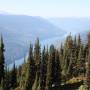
24;44;36;90
0;36;5;83
40;46;47;90
85;48;90;89
10;63;17;89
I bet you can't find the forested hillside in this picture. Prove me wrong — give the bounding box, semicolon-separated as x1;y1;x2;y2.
0;31;90;90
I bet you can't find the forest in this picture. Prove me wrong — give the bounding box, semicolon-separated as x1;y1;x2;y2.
0;32;90;90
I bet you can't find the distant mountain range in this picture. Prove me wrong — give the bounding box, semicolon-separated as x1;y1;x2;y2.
0;14;65;64
0;14;90;65
49;17;90;34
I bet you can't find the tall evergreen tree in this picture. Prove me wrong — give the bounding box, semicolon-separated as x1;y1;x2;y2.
85;31;90;59
54;50;61;86
77;45;85;76
34;38;41;66
77;34;81;49
0;79;4;90
46;45;55;90
34;38;41;80
63;34;73;75
77;34;81;58
0;36;5;83
40;46;47;90
24;44;36;90
33;38;41;90
3;66;11;90
85;48;90;89
59;43;64;69
10;63;17;89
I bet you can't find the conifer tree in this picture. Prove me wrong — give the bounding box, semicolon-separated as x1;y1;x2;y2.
77;34;81;48
46;45;55;90
77;34;81;58
24;44;36;90
32;72;39;90
4;66;11;90
63;34;73;75
67;53;74;78
46;45;49;65
34;38;41;66
34;38;41;80
54;50;61;86
59;43;64;69
85;32;90;58
77;45;85;76
85;48;90;89
74;35;77;46
40;46;47;90
0;79;4;90
10;63;17;89
87;31;90;48
50;45;55;86
0;36;5;83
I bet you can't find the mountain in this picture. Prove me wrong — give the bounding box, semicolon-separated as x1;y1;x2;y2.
49;18;90;34
0;14;65;64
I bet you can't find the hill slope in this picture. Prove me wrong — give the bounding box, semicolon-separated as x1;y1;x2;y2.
0;14;65;64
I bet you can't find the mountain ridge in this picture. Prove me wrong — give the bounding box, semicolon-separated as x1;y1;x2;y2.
0;14;65;64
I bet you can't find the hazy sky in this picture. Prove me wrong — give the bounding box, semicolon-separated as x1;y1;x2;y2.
0;0;90;17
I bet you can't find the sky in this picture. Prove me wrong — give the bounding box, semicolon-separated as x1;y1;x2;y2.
0;0;90;18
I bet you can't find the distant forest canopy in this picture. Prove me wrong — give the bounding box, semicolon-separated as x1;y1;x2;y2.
0;31;90;90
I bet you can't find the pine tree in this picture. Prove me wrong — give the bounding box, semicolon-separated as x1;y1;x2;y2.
0;67;10;90
32;72;39;90
77;34;81;49
85;48;90;89
59;43;64;69
3;66;11;90
54;50;61;86
10;63;17;89
77;45;85;76
63;34;73;75
77;34;81;58
46;45;55;90
40;46;47;90
24;44;36;90
34;38;41;80
0;79;4;90
34;38;41;66
85;31;90;59
87;31;90;48
0;36;5;83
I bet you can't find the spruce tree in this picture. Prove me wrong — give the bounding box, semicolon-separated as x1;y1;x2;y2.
87;31;90;48
24;44;36;90
54;50;61;86
40;46;47;90
4;66;11;90
77;34;81;58
34;38;41;79
77;34;81;49
63;34;73;75
33;38;41;90
85;48;90;89
34;38;41;66
0;36;5;83
85;31;90;58
59;43;64;69
46;45;54;90
10;63;17;89
77;44;86;76
0;79;4;90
